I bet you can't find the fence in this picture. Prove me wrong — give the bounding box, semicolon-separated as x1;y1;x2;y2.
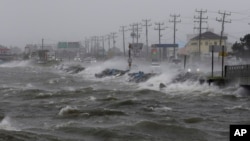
225;64;250;85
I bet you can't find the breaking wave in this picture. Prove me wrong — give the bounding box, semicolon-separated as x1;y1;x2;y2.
0;116;19;131
0;60;32;68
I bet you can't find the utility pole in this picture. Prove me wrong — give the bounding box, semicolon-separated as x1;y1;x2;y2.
101;36;105;58
93;36;99;56
142;19;152;57
84;38;90;54
194;9;208;59
120;26;128;56
42;38;44;50
154;22;165;61
134;23;142;44
130;24;136;44
169;14;181;58
110;32;117;48
41;38;45;61
106;34;111;50
154;22;165;44
216;11;231;78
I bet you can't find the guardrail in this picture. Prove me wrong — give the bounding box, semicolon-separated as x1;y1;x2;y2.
225;64;250;85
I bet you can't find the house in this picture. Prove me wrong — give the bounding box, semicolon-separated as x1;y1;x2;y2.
0;46;13;61
0;47;10;55
185;31;227;56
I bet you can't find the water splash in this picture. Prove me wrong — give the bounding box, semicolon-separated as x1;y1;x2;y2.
0;60;32;68
0;116;19;131
58;105;80;116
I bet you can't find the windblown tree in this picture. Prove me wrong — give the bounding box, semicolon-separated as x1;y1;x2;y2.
232;34;250;60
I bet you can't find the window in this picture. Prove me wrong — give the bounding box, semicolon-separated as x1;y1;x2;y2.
191;42;197;46
214;41;217;45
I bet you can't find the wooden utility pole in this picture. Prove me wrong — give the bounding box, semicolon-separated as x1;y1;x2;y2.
135;23;142;44
92;36;99;55
84;38;90;53
211;45;214;77
106;34;111;50
169;14;181;58
154;22;165;44
194;9;208;59
154;22;165;60
41;38;45;61
120;26;128;56
110;32;117;48
216;11;231;78
130;24;136;44
42;38;44;50
101;36;105;58
142;19;152;57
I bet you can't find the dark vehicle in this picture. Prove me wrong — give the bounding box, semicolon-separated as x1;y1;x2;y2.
95;69;129;78
128;71;157;83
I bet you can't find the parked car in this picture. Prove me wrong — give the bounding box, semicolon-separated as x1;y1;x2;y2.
83;57;97;63
186;64;200;73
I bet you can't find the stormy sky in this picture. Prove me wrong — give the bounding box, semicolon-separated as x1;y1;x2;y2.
0;0;250;48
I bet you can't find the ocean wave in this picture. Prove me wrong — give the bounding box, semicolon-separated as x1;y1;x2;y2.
58;106;82;117
224;104;250;111
109;100;139;107
55;124;155;141
121;120;209;141
0;116;19;131
58;106;126;118
85;108;126;117
183;117;205;124
0;129;66;141
0;60;32;68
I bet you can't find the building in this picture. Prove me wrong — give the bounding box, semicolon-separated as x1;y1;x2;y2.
185;31;227;56
9;47;23;55
0;45;13;61
56;42;84;60
24;44;56;61
0;46;10;55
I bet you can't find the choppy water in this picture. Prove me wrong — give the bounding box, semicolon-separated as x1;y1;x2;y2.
0;60;250;141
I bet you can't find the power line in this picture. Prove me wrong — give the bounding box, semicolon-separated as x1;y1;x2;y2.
129;24;136;44
154;22;165;60
105;34;111;50
134;23;142;44
194;9;208;58
169;14;181;58
142;19;152;57
216;11;232;47
120;26;128;56
154;22;165;44
100;36;105;58
110;32;117;48
216;10;231;78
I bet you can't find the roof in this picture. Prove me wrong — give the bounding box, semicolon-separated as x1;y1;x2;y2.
191;31;227;40
151;44;178;48
0;47;10;51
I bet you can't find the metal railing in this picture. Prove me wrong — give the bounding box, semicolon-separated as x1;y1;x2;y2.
225;64;250;85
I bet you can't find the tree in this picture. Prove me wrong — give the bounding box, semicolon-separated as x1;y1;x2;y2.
232;34;250;60
240;34;250;50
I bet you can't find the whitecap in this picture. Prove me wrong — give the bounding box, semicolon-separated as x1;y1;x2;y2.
0;60;32;68
0;116;20;131
58;105;80;116
89;96;96;101
155;106;173;112
225;104;250;111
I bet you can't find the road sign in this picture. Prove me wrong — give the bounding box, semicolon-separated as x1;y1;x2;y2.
219;51;228;56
